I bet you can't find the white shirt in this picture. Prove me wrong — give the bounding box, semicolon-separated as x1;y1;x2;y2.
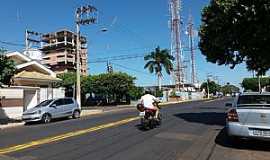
140;94;159;109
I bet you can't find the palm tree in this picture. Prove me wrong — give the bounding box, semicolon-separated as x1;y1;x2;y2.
144;47;174;90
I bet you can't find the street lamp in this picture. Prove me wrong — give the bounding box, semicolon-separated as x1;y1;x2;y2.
75;5;97;108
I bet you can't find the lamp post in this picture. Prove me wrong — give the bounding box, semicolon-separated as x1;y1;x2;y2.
206;79;210;99
206;74;213;99
75;5;97;108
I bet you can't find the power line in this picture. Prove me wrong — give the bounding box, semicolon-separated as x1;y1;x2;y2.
88;47;199;64
89;53;146;63
0;40;24;47
111;62;153;77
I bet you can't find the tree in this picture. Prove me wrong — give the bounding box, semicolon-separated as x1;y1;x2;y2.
90;72;136;104
57;72;76;88
200;80;221;95
242;77;270;91
0;52;16;86
57;72;138;105
128;86;144;100
56;72;93;97
220;83;240;95
144;46;174;90
199;0;270;75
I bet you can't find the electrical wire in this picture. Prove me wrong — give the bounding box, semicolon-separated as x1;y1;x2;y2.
0;40;24;47
88;47;199;63
111;62;153;77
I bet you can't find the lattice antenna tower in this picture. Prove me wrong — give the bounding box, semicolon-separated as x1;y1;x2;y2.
187;14;197;85
169;0;185;91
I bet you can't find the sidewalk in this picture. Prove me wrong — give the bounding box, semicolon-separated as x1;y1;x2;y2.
0;99;210;130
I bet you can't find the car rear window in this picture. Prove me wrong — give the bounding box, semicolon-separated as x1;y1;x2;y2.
237;95;270;106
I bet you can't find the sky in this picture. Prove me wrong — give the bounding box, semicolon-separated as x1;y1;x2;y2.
0;0;253;87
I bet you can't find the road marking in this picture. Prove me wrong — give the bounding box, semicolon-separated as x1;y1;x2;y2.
0;117;140;154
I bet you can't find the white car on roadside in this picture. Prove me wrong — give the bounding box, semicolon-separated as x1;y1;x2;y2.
226;92;270;141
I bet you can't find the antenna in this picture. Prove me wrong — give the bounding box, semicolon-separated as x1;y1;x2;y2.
169;0;185;91
187;13;198;85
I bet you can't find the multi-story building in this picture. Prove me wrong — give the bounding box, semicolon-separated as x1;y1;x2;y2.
40;29;88;75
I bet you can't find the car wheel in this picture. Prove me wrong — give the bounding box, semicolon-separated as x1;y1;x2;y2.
42;113;51;123
72;110;80;119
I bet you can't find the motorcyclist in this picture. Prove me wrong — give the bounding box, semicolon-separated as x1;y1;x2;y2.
139;90;160;119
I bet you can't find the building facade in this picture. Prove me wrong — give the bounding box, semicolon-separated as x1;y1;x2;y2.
40;29;88;75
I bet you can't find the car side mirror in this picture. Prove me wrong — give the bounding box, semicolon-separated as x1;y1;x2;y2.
50;104;57;108
225;103;232;107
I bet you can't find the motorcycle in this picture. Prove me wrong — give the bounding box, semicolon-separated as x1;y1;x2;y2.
137;102;162;129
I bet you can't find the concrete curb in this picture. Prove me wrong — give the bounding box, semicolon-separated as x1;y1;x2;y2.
0;122;25;130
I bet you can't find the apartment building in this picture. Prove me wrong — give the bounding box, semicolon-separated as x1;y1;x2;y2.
40;29;88;75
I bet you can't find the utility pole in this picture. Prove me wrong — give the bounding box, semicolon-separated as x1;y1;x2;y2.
169;0;185;91
187;14;197;85
258;74;261;92
107;60;113;73
25;29;42;56
206;74;213;99
75;5;97;108
206;79;210;99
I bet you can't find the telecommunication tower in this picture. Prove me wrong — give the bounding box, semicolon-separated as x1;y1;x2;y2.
169;0;185;91
187;15;197;85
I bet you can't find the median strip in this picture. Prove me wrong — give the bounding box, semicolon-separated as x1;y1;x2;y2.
0;116;140;154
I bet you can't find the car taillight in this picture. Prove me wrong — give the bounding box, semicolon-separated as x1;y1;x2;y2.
227;109;239;122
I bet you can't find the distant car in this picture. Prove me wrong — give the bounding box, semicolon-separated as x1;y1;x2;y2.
22;98;81;123
226;92;270;141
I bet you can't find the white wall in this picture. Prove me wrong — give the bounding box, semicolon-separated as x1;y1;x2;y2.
40;88;48;102
0;88;24;119
24;89;38;110
40;87;65;101
53;88;65;99
1;107;23;119
0;88;23;99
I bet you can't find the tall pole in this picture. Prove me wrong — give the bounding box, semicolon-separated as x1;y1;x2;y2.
206;74;212;99
188;15;196;85
169;0;184;91
76;11;81;108
258;74;261;92
75;5;97;108
207;79;210;99
25;29;29;51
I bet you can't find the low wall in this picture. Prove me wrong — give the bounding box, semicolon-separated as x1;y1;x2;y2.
0;88;24;119
1;107;23;120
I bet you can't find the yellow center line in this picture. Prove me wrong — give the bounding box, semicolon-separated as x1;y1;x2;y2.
0;117;140;154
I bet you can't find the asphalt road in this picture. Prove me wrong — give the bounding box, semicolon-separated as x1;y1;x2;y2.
1;98;270;160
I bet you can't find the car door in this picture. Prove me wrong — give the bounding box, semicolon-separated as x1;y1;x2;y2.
62;98;74;116
50;99;65;118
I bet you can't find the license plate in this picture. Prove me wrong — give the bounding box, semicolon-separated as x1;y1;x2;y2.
253;130;270;137
139;112;145;117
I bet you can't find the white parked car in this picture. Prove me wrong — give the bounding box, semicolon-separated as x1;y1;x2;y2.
22;98;80;123
226;92;270;140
